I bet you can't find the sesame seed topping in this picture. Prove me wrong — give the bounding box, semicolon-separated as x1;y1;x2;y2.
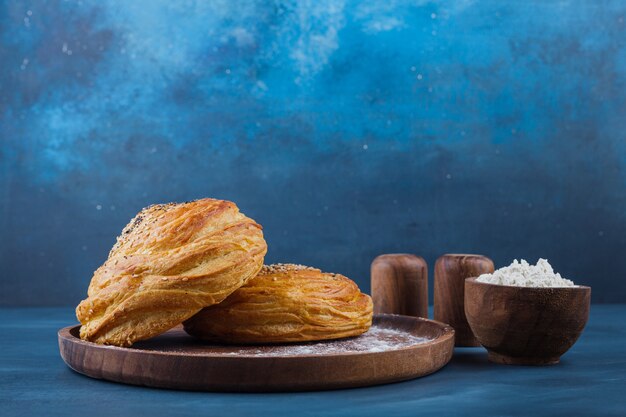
261;263;318;274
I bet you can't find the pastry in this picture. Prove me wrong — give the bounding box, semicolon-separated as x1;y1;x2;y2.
183;263;373;343
76;198;267;346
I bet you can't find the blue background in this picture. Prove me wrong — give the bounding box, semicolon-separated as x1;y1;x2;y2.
1;0;625;306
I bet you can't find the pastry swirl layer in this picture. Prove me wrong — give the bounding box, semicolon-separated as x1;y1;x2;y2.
76;198;267;346
184;263;373;343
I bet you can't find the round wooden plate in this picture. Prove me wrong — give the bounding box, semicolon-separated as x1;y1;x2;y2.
58;314;454;392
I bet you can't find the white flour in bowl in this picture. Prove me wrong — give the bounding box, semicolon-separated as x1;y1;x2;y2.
476;258;575;287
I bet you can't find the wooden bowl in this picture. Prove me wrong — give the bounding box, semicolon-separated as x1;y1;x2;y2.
464;277;591;365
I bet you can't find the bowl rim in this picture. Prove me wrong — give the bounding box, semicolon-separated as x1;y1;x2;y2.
464;276;591;291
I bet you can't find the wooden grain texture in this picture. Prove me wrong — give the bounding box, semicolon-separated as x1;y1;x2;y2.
434;254;494;346
58;315;454;392
465;278;591;365
370;254;428;318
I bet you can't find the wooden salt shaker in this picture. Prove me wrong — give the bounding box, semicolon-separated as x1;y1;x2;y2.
434;254;494;346
371;254;429;319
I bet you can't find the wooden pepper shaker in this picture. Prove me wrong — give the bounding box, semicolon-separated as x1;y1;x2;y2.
434;254;494;346
371;254;428;319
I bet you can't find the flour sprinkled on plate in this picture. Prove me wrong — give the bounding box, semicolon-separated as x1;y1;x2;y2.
220;325;431;357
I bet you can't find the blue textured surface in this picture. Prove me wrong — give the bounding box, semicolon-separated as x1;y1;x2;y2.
1;1;625;305
1;306;625;416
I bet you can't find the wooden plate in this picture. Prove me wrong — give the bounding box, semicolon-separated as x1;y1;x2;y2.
58;314;454;392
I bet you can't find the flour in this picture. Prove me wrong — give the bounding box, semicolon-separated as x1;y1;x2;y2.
219;326;431;357
476;258;575;287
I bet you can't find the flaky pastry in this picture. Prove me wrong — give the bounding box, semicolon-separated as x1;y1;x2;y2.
76;198;267;346
184;263;373;343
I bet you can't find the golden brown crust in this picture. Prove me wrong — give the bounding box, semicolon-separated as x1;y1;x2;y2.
76;198;267;346
183;263;373;343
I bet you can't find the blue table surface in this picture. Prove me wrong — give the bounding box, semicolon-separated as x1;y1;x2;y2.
1;306;625;417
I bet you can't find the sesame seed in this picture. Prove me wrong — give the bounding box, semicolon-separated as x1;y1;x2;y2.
261;263;318;274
